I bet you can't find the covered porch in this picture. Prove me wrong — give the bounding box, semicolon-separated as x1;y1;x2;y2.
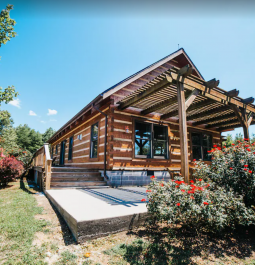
115;64;255;182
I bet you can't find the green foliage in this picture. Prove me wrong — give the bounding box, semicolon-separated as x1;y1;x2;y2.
0;86;18;106
42;127;55;143
146;176;254;232
223;134;233;147
15;124;43;154
0;110;13;133
0;4;16;47
194;140;255;207
234;132;243;144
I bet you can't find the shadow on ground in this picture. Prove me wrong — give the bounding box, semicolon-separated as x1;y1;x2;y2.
122;224;255;264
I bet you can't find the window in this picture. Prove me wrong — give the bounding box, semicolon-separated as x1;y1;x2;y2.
68;136;74;160
90;123;98;158
153;125;168;158
191;132;212;161
135;121;168;159
55;145;58;155
51;147;53;159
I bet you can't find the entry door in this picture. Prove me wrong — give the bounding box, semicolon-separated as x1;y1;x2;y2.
59;140;66;166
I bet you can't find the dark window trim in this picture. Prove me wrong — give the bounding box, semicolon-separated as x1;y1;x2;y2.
190;130;212;161
68;136;74;161
134;120;168;159
55;145;58;155
90;122;99;159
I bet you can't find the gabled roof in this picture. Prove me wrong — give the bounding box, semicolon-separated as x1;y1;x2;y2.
102;48;204;99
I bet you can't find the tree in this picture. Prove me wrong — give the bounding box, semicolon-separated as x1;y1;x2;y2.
16;124;32;151
42;127;55;143
0;126;19;154
223;134;233;147
29;129;43;153
0;4;17;47
0;110;13;134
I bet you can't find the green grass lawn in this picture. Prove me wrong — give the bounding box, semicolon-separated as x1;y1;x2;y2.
0;180;49;265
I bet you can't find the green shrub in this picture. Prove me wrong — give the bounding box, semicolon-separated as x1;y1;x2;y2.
146;177;254;231
193;139;255;207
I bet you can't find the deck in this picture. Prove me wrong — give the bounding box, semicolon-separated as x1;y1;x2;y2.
45;187;148;242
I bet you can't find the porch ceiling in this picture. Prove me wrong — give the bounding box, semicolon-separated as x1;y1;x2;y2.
117;66;255;131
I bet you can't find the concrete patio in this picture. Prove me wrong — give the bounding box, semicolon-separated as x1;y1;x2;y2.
46;187;148;242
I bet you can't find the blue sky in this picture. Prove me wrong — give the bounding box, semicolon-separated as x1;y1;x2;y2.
1;0;255;138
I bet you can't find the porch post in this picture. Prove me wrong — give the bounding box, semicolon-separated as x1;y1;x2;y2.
177;76;189;182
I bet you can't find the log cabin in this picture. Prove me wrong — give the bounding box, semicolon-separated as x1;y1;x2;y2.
33;48;255;189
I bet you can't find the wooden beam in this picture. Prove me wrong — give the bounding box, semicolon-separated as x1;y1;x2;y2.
141;95;178;115
161;98;214;120
185;89;199;110
187;106;230;121
206;119;239;129
219;121;255;132
169;70;255;113
242;97;255;105
176;76;189;182
226;89;239;98
248;112;254;127
118;75;172;110
192;113;236;126
178;64;193;77
205;78;220;89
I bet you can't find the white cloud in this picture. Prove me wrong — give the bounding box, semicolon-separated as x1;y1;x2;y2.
40;121;46;124
47;109;57;116
9;98;21;108
50;119;57;122
29;110;37;116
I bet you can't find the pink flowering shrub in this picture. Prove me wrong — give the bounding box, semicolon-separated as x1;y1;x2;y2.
193;139;255;207
0;156;24;187
146;177;254;231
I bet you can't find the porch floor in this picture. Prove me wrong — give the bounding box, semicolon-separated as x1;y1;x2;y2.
46;187;148;242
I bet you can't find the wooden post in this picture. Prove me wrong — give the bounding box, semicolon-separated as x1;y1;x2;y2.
177;76;189;182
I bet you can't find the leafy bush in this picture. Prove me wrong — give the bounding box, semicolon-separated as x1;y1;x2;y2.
146;177;255;232
0;156;24;187
193;140;255;207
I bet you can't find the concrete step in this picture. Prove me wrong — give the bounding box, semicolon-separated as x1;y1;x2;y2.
51;171;101;176
50;186;110;190
51;176;104;182
51;167;99;173
50;181;107;187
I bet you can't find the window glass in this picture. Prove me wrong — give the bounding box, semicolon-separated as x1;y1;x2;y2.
68;136;74;160
135;121;168;159
193;146;202;160
135;122;151;139
90;123;98;158
55;145;58;155
154;125;167;158
191;132;212;161
192;133;201;146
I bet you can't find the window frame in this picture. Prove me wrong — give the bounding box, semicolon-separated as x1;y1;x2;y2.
190;131;212;161
68;135;74;161
90;122;99;159
134;120;168;159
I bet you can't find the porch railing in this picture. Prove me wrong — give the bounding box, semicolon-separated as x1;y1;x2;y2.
33;143;52;190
